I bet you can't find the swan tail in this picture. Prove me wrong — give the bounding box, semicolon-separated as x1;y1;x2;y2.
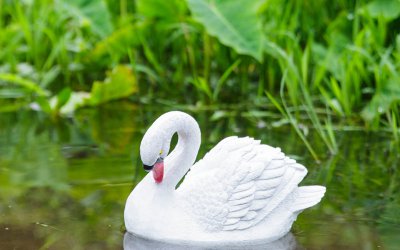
291;186;326;212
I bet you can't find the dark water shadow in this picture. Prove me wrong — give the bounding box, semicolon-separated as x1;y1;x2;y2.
123;232;300;250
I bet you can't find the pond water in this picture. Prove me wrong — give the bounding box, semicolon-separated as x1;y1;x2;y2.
0;102;399;249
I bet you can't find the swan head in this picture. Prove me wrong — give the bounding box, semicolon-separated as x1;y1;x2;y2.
140;126;170;184
139;111;200;186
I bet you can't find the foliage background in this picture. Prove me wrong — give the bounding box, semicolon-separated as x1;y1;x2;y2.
1;0;399;146
1;1;400;249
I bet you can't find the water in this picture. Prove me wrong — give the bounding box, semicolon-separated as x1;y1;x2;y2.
0;102;399;249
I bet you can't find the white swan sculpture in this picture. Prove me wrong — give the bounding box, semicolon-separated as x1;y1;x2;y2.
124;111;325;245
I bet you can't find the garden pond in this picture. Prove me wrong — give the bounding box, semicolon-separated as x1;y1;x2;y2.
0;102;399;249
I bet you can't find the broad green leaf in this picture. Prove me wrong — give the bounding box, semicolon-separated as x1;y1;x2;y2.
136;0;187;21
90;24;142;60
57;0;113;38
362;77;400;121
90;65;137;105
364;0;400;20
188;0;264;61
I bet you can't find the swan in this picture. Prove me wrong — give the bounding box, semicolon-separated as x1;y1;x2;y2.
124;111;325;245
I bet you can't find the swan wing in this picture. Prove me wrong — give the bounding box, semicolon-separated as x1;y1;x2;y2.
177;136;307;231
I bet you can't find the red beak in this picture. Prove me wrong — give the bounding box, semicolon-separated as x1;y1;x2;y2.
153;161;164;183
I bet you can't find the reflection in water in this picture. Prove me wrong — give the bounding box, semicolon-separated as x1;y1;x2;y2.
123;232;299;250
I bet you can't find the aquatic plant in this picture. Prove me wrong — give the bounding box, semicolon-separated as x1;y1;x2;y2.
0;0;399;154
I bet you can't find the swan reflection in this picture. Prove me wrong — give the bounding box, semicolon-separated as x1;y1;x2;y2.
123;232;298;250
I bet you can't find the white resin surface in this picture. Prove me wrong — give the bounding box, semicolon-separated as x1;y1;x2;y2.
124;111;325;244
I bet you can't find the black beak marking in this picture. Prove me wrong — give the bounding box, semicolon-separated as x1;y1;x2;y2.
143;164;153;172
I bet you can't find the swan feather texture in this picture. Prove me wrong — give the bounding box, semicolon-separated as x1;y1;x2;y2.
178;136;313;231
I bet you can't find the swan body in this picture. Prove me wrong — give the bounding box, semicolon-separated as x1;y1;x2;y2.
124;111;325;244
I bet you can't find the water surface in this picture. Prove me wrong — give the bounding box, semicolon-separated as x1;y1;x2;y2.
0;103;399;249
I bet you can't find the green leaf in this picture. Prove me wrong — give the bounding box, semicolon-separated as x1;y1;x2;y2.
213;59;241;100
90;24;142;60
56;88;72;111
265;91;285;115
0;88;30;98
137;0;187;22
0;73;49;96
364;0;400;20
191;77;212;99
89;65;137;105
188;0;264;61
57;0;113;38
36;97;53;114
362;77;400;121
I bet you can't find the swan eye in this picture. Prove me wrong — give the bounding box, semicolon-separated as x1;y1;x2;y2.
159;150;163;155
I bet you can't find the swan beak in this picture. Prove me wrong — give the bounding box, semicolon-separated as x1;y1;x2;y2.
152;159;164;183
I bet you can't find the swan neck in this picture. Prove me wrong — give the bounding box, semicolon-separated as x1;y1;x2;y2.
160;112;201;191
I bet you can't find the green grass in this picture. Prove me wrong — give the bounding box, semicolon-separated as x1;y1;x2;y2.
0;0;399;158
